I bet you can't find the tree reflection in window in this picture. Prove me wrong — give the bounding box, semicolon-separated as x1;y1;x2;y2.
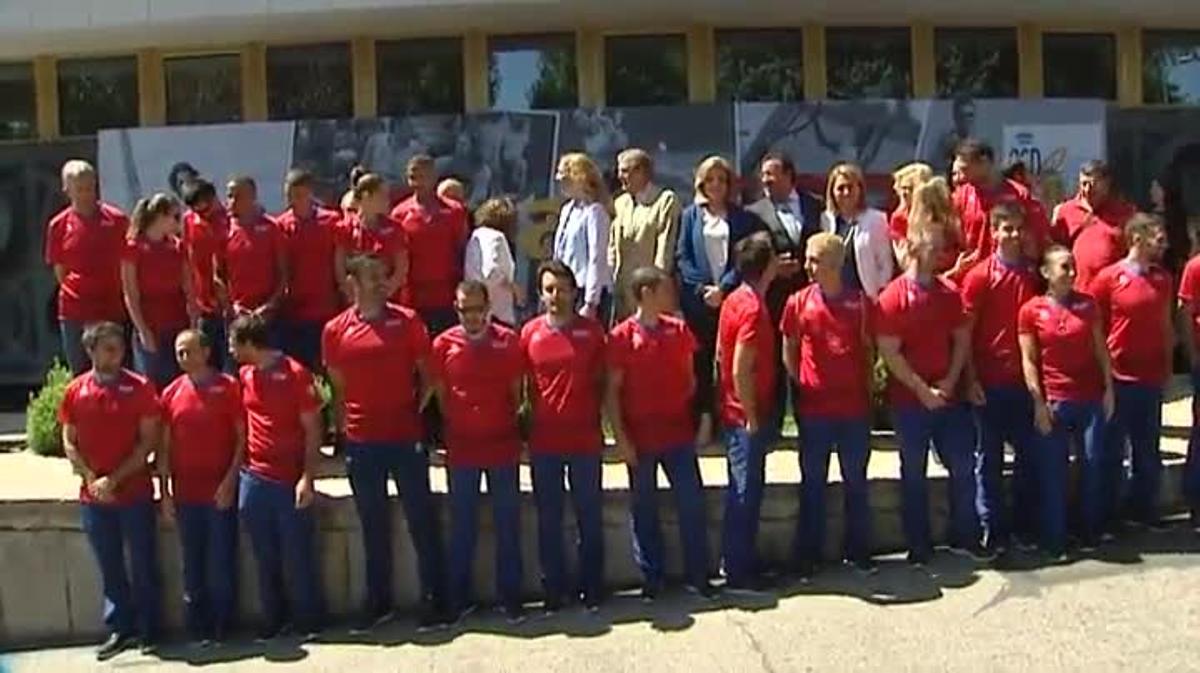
489;34;577;110
935;28;1018;99
267;43;353;121
57;57;138;137
605;35;688;107
377;38;464;116
1143;31;1200;105
826;28;912;100
166;55;242;126
0;62;35;140
716;29;804;102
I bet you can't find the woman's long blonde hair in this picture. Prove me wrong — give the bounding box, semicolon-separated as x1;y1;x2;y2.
907;176;962;245
892;162;934;213
558;152;609;206
693;155;736;204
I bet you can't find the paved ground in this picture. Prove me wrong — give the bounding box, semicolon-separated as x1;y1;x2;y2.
5;526;1199;673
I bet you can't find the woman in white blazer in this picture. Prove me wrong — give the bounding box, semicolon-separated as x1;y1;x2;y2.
818;162;895;300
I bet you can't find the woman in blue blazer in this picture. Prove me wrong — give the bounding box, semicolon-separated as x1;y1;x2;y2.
676;155;766;442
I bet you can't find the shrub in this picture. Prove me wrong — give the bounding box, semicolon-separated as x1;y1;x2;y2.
314;374;334;437
26;360;72;457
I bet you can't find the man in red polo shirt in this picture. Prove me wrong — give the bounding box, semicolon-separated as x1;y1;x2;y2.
716;233;778;591
1052;160;1137;291
960;202;1041;555
878;227;985;565
45;160;129;374
607;266;715;600
392;154;469;335
59;322;161;660
520;259;607;612
159;329;243;645
1177;246;1200;530
229;313;324;639
1089;214;1173;531
323;253;445;632
430;280;525;623
277;169;342;372
181;179;230;371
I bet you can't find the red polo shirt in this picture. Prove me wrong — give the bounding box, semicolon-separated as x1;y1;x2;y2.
960;255;1039;388
780;285;872;419
1178;254;1200;353
160;373;242;504
391;195;469;310
1053;196;1136;291
520;314;606;454
1018;294;1105;402
45;203;128;322
717;285;777;427
58;370;158;504
430;324;523;467
278;206;342;323
338;213;409;304
323;304;429;444
876;274;966;407
607;315;697;454
223;212;283;312
953;179;1050;263
120;234;189;333
1089;261;1173;386
182;207;229;316
240;355;322;485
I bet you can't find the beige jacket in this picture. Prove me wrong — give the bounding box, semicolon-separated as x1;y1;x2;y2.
608;184;681;319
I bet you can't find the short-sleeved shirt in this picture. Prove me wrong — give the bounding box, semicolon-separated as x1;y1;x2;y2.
779;285;872;419
1178;254;1200;352
240;355;322;485
430;324;523;467
44;203;128;322
58;370;158;504
953;179;1050;263
960;255;1039;388
1018;294;1105;402
520;314;606;454
338;213;409;304
223;212;283;312
121;234;189;333
182;207;229;316
278;206;342;323
607;315;696;454
392;195;469;310
1089;261;1173;386
876;274;966;407
1054;196;1136;291
716;285;777;427
322;304;430;443
160;373;242;504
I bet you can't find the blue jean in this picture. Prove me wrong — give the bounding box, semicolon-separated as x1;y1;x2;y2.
530;453;604;601
893;403;979;556
133;327;184;391
60;319;89;374
796;417;872;563
721;425;773;584
238;470;323;632
282;320;325;374
448;464;522;609
197;313;227;373
81;501;161;640
974;385;1039;546
628;443;710;587
1039;399;1107;551
345;441;445;613
1187;372;1200;511
1105;381;1164;524
176;503;238;639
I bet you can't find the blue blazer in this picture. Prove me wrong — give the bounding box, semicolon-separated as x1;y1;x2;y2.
675;202;766;324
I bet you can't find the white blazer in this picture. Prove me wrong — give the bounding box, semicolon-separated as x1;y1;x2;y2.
818;207;895;300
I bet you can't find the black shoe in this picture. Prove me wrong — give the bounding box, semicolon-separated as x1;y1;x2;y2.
792;559;819;582
1144;519;1171;533
349;608;393;634
1191;509;1200;533
847;558;878;576
948;543;997;563
543;594;565;614
138;638;159;656
503;603;526;625
416;600;447;633
95;633;136;662
580;591;601;613
907;549;932;568
451;603;477;626
1041;549;1069;565
684;581;720;600
255;623;286;642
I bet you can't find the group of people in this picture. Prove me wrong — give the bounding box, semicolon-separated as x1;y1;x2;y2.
46;137;1200;662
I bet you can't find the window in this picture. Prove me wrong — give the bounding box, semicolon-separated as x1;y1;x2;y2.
165;54;242;125
0;62;35;140
489;34;576;110
605;34;687;106
716;29;803;102
826;28;911;99
935;28;1018;98
1042;33;1116;99
57;56;138;137
266;43;352;120
377;38;464;115
1143;31;1200;105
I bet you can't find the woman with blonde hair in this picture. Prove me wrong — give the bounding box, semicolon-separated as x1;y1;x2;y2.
465;197;523;326
676;155;765;442
819;162;894;299
889;162;934;239
553;152;612;320
334;172;409;305
906;176;969;277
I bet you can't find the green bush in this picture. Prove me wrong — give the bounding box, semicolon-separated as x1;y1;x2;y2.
314;374;334;436
26;360;72;457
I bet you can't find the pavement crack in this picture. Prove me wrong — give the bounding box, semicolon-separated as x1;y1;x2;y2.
727;614;778;673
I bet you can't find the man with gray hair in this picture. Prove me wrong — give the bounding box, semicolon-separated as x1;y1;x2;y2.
609;148;681;321
45;159;130;373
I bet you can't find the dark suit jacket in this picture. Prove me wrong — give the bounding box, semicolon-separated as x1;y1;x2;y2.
745;190;824;322
675;202;766;335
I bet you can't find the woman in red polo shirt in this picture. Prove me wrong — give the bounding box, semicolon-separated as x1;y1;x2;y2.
121;192;192;391
335;172;408;307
